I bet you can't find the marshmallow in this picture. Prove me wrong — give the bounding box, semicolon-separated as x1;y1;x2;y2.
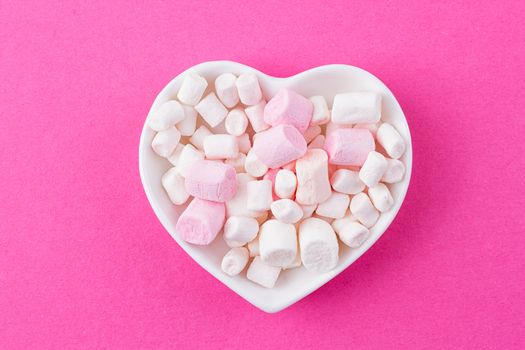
236;73;262;105
224;152;246;173
325;121;352;135
284;250;302;269
161;167;190;205
190;125;212;150
350;192;379;228
252;125;307;169
332;215;370;248
225;108;248;136
330;169;365;195
359;151;388;187
247;236;259;257
245;101;270;132
308;134;325;149
175;198;225;245
226;173;265;218
149;100;185;131
215;73;239;108
167;143;185;166
263;168;279;200
184;160;237;202
259;219;298;267
195;92;228;127
303;125;322;143
324;128;375;166
221;247;249;276
295;149;332;205
264;89;313;133
354;122;380;137
152;127;181;158
245;148;269;177
223;216;259;247
376;123;406;159
177;105;198;136
301;204;317;219
203;134;239;159
247;180;273;211
368;183;394;212
247;256;281;288
177;73;208;106
274;169;297;199
299;218;339;273
381;158;405;183
309;95;330;125
270;199;303;224
315;192;350;219
331;92;381;124
177;144;205;177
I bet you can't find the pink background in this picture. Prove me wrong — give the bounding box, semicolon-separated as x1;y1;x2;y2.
1;1;524;349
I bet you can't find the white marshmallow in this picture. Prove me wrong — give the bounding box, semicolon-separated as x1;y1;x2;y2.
223;216;259;247
315;192;350;219
247;256;281;288
167;143;184;166
301;204;317;219
376;123;406;159
225;108;248;136
161;167;190;205
359;151;388;187
203;134;239;159
236;133;252;154
331;92;381;124
309;95;330;125
195;92;228;127
190;125;212;150
177;105;198;136
332;215;370;248
271;199;303;224
274;169;297;199
221;247;249;276
350;192;379;228
259;219;298;267
325;121;352;135
295;149;332;205
303;125;322;143
244;101;270;132
236;73;262;105
368;183;394;212
331;213;357;233
246;180;273;211
308;134;325;149
224;152;246;173
152;127;181;158
381;158;405;183
330;169;365;194
148;100;185;131
177;73;208;106
284;250;302;269
299;218;339;273
354;122;380;137
245;149;269;178
226;173;265;218
247;236;259;257
215;73;239;108
177;144;205;177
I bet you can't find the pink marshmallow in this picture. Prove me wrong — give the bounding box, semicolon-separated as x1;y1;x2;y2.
252;125;307;169
324;128;375;166
184;160;237;202
263;89;313;133
176;198;225;245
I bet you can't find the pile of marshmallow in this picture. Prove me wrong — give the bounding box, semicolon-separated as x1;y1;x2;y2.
148;71;406;288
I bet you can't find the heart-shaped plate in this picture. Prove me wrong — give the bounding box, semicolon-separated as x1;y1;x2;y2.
139;61;412;313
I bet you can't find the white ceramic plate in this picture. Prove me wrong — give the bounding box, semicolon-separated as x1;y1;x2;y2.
139;61;412;313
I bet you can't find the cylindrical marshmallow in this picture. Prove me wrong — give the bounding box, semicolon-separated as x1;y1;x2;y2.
189;125;212;150
330;169;366;194
259;219;298;267
270;199;303;224
161;167;190;205
175;198;225;245
246;256;281;288
332;215;370;248
236;73;262;105
177;105;198;136
225;108;248;136
246;180;273;211
177;144;205;177
252;125;307;169
177;73;208;106
303;125;322;143
324;128;375;166
308;134;325;149
223;216;259;247
264;88;313;133
299;218;339;273
203;134;239;159
152;127;181;158
376;122;406;159
309;95;330;125
195;92;228;128
167;143;185;166
359;151;388;187
301;204;317;219
315;192;350;219
215;73;239;108
221;247;249;276
368;183;394;212
354;122;380;137
274;169;297;199
350;192;379;228
331;92;381;124
184;160;237;202
149;100;185;131
226;173;265;218
381;158;405;183
247;236;259;257
224;152;246;173
236;133;252;154
325;121;352;135
284;249;302;270
245;148;269;177
295;149;332;205
245;101;270;132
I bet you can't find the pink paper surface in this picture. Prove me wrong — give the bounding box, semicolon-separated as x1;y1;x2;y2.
1;1;524;349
